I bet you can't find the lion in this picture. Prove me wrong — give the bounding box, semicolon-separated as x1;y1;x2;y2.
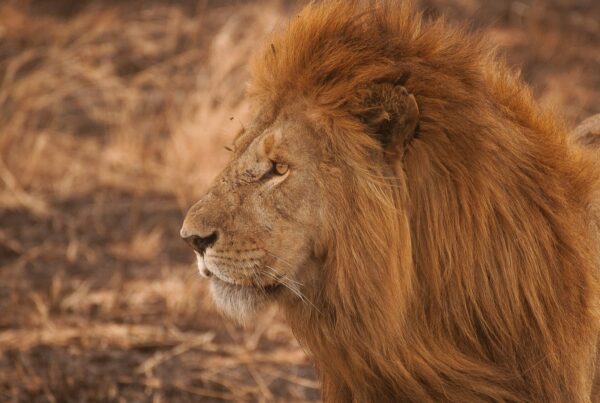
181;1;600;401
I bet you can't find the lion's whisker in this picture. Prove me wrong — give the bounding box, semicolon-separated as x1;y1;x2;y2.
262;267;305;299
264;250;296;270
264;265;322;315
263;264;304;286
251;267;269;296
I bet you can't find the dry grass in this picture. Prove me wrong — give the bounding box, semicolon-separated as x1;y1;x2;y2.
0;0;598;401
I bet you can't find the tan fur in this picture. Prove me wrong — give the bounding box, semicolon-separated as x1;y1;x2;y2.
573;114;600;149
182;1;600;401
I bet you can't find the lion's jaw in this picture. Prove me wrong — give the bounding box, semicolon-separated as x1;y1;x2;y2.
181;114;325;323
191;249;275;323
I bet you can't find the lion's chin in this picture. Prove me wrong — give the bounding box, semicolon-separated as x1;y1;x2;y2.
209;278;278;325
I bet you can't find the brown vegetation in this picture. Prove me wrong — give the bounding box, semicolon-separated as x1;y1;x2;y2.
1;0;598;401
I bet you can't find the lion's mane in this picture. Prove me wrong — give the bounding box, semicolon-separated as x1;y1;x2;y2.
249;1;600;401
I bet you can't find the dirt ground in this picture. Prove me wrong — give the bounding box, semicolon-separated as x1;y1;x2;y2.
0;0;598;402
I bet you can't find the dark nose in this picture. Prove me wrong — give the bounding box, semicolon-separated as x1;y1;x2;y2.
182;232;218;255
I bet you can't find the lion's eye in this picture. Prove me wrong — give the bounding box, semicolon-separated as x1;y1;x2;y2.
260;161;289;181
274;162;289;175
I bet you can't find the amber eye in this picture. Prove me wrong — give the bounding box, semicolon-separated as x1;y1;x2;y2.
274;162;289;175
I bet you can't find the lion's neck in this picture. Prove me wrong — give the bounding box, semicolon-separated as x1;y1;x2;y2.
285;241;531;402
283;183;426;402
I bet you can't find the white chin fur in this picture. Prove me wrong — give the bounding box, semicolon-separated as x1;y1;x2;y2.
209;279;267;325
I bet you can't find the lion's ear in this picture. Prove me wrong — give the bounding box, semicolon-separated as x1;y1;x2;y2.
356;83;419;157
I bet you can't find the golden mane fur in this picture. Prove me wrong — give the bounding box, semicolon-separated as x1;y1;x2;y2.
247;1;600;401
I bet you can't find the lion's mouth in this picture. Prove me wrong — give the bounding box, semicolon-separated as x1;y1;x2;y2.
206;267;282;295
196;252;284;297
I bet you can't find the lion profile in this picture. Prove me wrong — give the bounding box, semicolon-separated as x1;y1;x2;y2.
181;1;600;401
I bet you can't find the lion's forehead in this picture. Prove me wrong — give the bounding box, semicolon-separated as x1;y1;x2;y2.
233;118;275;154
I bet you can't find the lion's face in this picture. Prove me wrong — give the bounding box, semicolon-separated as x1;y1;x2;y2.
181;111;325;322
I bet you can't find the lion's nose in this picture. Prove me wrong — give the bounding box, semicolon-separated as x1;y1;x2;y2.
181;231;218;255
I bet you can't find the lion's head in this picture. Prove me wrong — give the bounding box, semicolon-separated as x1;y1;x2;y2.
181;87;418;323
180;111;325;322
181;1;599;401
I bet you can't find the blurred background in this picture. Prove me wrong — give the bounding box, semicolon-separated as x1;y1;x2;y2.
0;0;598;401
